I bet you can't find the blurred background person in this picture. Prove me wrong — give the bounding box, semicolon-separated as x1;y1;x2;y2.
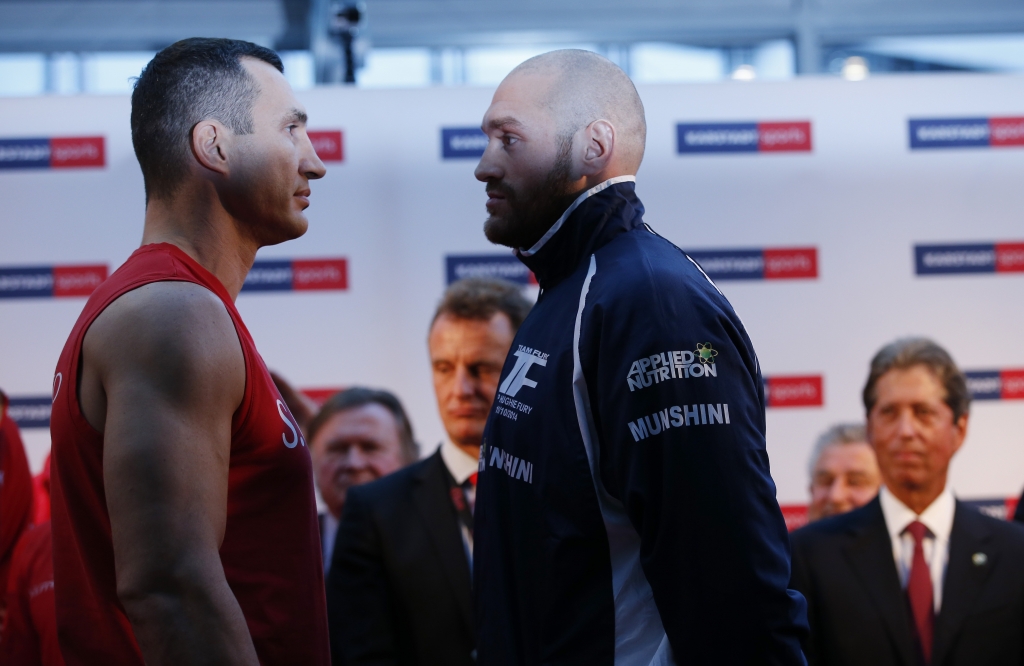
807;423;881;522
791;338;1024;666
307;387;418;577
328;278;531;666
0;448;61;665
0;389;34;635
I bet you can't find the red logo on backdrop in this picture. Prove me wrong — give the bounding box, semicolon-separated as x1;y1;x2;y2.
1002;370;1024;400
292;259;348;291
779;504;809;532
49;137;105;168
766;375;823;408
301;388;344;406
763;247;818;279
758;122;812;152
990;117;1024;147
52;264;107;297
996;243;1024;273
308;131;344;162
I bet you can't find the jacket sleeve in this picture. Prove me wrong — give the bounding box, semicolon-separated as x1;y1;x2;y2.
582;274;808;665
789;531;819;665
328;487;400;666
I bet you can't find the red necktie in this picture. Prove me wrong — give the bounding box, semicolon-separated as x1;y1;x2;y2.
905;521;934;665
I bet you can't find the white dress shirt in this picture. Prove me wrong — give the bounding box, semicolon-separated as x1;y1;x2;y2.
322;510;340;575
878;485;956;613
440;439;479;567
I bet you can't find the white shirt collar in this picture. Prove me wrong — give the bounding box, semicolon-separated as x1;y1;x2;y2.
879;484;956;543
440;438;479;484
518;175;637;257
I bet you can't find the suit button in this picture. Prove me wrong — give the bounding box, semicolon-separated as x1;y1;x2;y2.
972;552;988;566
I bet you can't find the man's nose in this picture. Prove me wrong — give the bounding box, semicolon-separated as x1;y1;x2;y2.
474;140;503;182
895;410;918;439
826;478;848;503
341;447;367;469
301;134;327;180
453;365;476;397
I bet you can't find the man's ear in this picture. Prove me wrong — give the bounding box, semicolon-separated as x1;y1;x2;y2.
579;119;615;176
190;120;231;176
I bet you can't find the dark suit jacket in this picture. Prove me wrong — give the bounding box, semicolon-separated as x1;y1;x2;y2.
327;450;474;666
791;496;1024;666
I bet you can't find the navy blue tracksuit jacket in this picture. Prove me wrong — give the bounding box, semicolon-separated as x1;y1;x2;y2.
474;177;808;665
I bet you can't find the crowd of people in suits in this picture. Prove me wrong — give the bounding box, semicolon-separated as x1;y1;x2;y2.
2;280;1023;665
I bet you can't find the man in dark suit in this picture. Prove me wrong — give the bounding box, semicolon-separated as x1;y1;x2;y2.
791;338;1024;666
328;278;532;666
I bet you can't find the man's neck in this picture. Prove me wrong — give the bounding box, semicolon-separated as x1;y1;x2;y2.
455;441;481;461
141;185;258;300
886;478;947;515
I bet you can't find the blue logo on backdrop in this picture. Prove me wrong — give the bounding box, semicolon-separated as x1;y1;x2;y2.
0;266;55;297
445;254;535;285
686;249;765;279
442;128;488;159
914;244;995;274
909;118;991;149
242;260;294;292
0;139;51;169
677;123;760;153
7;396;52;429
965;371;1002;400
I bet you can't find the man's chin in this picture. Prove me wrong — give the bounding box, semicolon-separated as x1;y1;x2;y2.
483;215;518;248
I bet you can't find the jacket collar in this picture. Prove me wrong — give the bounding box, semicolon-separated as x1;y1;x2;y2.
516;176;644;290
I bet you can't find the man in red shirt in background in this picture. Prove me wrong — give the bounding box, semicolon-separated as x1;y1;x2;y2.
0;390;34;633
48;37;328;665
0;465;62;666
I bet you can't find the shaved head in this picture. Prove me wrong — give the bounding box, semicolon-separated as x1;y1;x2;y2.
507;49;646;172
475;49;647;250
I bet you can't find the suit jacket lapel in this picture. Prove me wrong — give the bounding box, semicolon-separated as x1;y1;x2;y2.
842;498;918;666
411;450;474;634
932;503;996;666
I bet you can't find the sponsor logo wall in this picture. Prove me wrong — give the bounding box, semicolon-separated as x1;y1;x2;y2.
0;136;105;169
242;258;348;293
3;80;1024;507
909;117;1024;149
676;121;812;154
0;264;108;299
915;242;1024;275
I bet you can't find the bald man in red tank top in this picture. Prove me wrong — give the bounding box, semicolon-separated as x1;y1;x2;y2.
48;38;327;665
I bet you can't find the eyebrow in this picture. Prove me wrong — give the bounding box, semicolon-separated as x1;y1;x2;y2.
485;116;525;132
284;108;308;125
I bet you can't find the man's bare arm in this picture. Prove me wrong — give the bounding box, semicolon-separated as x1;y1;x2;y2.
81;280;258;666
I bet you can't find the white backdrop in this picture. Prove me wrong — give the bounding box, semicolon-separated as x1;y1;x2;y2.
1;72;1023;505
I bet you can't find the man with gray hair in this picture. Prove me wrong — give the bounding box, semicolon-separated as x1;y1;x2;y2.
791;337;1024;666
806;423;881;522
472;49;807;665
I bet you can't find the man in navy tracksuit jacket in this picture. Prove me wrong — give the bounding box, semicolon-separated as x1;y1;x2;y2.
472;51;808;665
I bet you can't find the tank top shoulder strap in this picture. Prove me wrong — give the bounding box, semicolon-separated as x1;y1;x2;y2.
61;243;257;437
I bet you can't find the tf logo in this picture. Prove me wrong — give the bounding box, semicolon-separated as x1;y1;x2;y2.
499;347;549;397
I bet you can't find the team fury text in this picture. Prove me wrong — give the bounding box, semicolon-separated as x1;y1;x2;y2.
628;403;731;442
627;350;717;392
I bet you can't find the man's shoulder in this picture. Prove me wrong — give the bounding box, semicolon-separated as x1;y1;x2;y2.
592;228;731;314
955;502;1024;551
792;499;882;549
347;452;442;508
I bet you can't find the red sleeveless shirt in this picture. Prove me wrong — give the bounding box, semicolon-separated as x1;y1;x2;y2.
49;243;329;665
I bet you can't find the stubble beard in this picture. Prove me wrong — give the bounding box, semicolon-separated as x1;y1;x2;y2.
483;135;580;250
